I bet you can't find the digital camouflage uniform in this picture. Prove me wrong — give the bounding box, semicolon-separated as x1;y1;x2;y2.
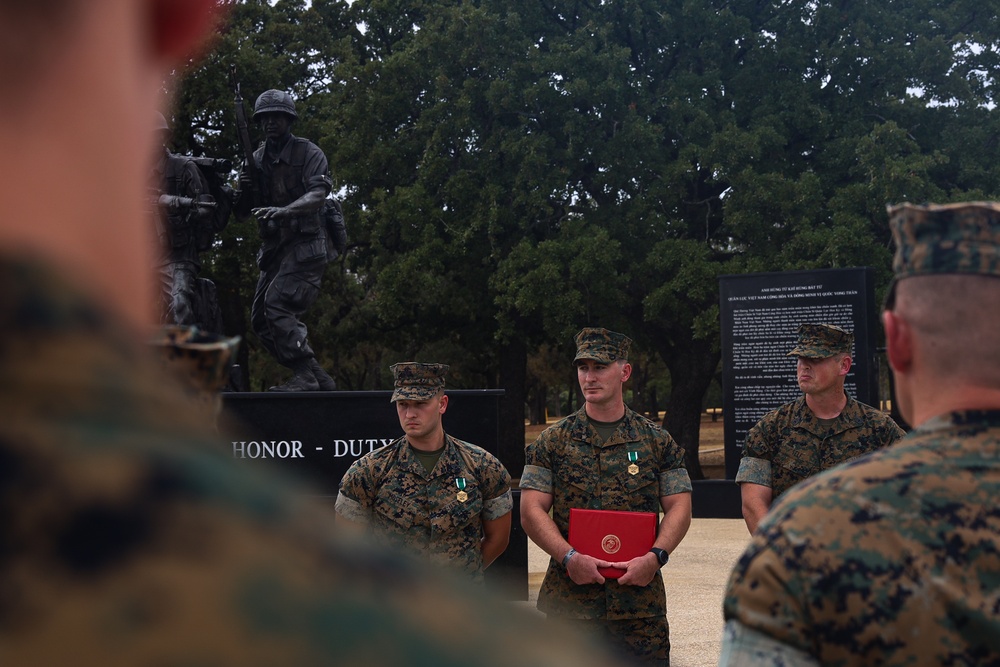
336;362;513;582
721;202;1000;665
336;433;513;582
522;329;691;665
736;323;904;498
522;405;691;620
723;411;1000;665
736;394;905;498
148;323;241;422
0;257;630;667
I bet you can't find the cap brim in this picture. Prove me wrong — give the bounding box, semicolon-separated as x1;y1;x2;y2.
574;353;616;364
786;347;837;359
390;387;440;402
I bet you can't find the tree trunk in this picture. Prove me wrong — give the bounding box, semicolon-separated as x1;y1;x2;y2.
529;383;548;425
658;338;719;481
497;336;527;479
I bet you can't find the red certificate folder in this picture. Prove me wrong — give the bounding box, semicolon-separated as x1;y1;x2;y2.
568;508;657;579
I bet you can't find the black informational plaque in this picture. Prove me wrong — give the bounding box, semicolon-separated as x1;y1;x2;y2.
719;268;878;479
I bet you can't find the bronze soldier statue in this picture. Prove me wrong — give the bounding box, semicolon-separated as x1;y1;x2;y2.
151;112;229;330
234;89;337;392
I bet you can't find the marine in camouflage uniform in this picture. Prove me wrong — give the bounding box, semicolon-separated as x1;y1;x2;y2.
720;201;1000;665
520;328;692;666
736;323;904;533
336;362;513;583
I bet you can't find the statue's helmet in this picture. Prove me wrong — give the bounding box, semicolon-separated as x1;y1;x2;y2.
154;111;170;131
252;89;297;121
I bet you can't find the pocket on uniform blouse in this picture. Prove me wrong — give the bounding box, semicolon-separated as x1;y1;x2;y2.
431;492;482;536
619;467;658;496
373;493;419;533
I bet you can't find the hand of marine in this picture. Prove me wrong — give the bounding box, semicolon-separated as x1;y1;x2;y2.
564;549;610;585
612;552;660;587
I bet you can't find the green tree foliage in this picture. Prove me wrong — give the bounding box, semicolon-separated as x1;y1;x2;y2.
173;0;1000;476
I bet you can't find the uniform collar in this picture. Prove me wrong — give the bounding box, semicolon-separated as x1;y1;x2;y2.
916;409;1000;433
792;393;863;434
398;432;463;478
569;404;642;446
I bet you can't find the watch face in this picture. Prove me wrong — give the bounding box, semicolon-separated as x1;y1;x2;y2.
652;548;668;565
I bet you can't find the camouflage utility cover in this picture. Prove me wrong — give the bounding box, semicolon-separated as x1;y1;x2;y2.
521;406;691;620
573;327;632;364
889;201;1000;278
786;323;853;359
389;361;449;402
724;410;1000;665
737;395;904;498
149;324;240;394
336;433;512;582
1;258;631;667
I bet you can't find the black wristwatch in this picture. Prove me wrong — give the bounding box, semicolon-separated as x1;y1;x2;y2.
649;547;669;567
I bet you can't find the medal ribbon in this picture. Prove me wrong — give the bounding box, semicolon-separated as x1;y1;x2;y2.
628;451;638;462
456;477;467;491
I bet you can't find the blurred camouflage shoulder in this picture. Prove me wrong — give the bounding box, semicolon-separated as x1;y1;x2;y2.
724;411;1000;664
0;257;630;666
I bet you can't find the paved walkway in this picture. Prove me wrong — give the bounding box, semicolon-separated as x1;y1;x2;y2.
521;518;751;667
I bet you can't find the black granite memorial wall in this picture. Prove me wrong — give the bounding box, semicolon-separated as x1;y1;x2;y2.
221;387;753;597
221;390;529;599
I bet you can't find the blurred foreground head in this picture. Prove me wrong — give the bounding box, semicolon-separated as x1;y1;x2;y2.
0;0;221;329
0;2;634;665
884;202;1000;425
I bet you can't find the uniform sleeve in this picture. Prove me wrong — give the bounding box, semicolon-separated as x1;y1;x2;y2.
881;415;907;445
520;432;554;493
719;620;820;667
481;454;513;520
656;429;693;496
335;459;375;524
742;415;777;462
723;509;816;657
660;468;693;496
735;456;772;486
